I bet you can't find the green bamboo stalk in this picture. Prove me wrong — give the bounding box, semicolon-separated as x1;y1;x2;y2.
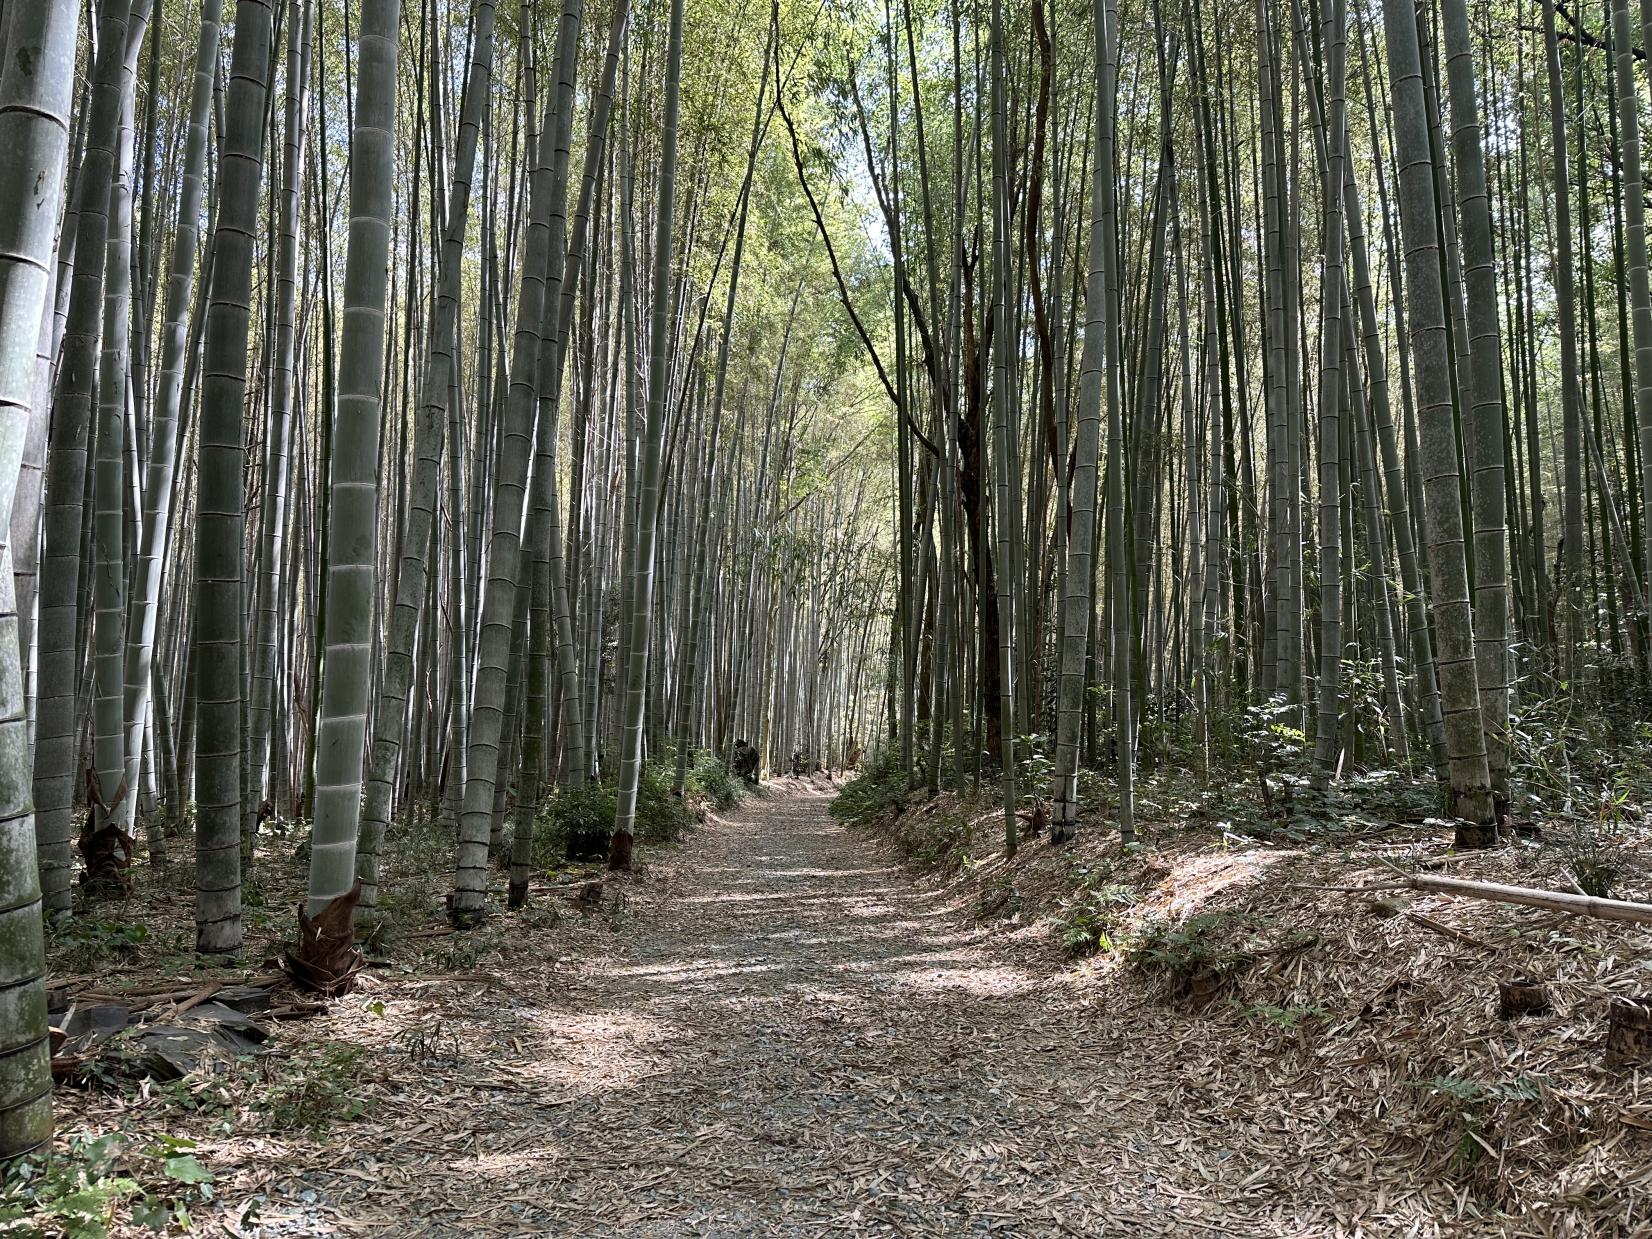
193;0;276;954
0;0;79;1160
1381;0;1495;837
305;0;400;921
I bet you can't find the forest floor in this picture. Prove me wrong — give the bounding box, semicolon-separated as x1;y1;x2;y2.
24;780;1652;1237
835;774;1652;1239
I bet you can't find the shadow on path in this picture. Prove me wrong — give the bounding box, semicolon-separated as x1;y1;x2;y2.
263;790;1274;1237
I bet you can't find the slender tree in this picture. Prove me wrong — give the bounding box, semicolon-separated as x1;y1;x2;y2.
357;0;498;918
0;0;79;1160
1382;0;1495;839
611;0;686;870
451;0;582;924
1310;0;1349;778
194;0;277;953
296;0;400;981
122;0;223;846
1049;0;1110;844
35;0;132;918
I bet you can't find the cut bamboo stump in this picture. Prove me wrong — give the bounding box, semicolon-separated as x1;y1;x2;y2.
1606;997;1652;1065
1497;977;1552;1019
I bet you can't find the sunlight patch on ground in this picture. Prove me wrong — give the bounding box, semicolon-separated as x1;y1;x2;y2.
888;963;1039;997
757;867;892;879
458;1148;565;1178
606;959;785;984
1135;847;1290;923
864;946;991;968
514;1009;684;1092
678;889;858;906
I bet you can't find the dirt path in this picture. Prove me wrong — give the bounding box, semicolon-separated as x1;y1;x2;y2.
243;790;1293;1236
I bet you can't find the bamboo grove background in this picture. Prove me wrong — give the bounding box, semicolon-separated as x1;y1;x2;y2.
2;0;1651;1159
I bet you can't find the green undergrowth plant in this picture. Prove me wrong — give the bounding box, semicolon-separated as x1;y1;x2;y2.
1506;684;1652;822
688;750;743;810
977;871;1021;919
830;750;908;827
1233;1000;1331;1029
1411;1073;1545;1175
535;764;695;866
96;1036;370;1142
895;808;969;868
535;782;616;866
0;1130;217;1238
48;919;151;974
254;1042;371;1135
638;764;695;842
1126;911;1260;1006
1556;815;1626;899
1056;882;1137;957
358;812;454;949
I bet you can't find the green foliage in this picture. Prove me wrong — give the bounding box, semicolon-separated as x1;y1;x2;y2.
1556;816;1625;899
1506;691;1652;821
48;919;150;973
1416;1074;1542;1104
1126;911;1257;979
1073;767;1113;813
900;810;968;867
1016;733;1054;795
1412;1074;1545;1172
1244;694;1305;775
533;765;694;867
1234;1001;1330;1028
364;808;460;946
1506;695;1591;815
1056;883;1137;957
254;1042;370;1135
977;872;1022;919
635;764;694;844
1337;658;1395;766
830;749;907;827
432;932;488;972
0;1133;137;1239
0;1131;215;1238
688;750;743;811
535;782;617;867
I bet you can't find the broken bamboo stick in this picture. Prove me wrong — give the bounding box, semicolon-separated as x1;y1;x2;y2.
1405;874;1652;925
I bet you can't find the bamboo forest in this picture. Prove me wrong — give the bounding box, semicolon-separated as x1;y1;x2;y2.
6;0;1652;1232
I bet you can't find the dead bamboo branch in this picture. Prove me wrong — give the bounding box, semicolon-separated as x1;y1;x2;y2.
1405;874;1652;925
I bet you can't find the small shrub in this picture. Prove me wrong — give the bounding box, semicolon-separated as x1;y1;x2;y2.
534;767;694;865
635;763;694;844
537;782;616;864
1411;1074;1545;1173
1554;795;1636;898
1235;1001;1330;1028
977;873;1021;919
1559;821;1623;898
1128;911;1255;976
1056;883;1137;957
0;1130;216;1239
1126;911;1258;1006
689;750;743;811
0;1132;137;1239
831;750;907;827
888;807;969;868
255;1042;370;1134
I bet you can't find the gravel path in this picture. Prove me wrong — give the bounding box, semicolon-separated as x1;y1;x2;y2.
248;789;1276;1236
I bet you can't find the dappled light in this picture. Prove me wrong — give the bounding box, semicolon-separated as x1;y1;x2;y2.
2;0;1651;1233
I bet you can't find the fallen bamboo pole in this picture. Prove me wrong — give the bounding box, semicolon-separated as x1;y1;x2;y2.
1405;874;1652;925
